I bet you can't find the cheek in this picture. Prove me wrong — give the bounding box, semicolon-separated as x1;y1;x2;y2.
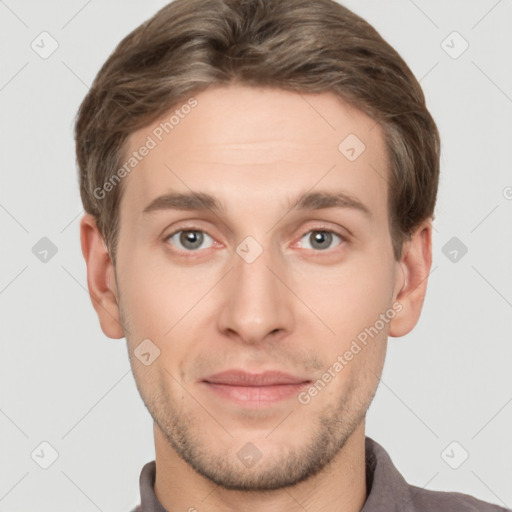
291;253;394;342
118;232;394;353
118;249;221;340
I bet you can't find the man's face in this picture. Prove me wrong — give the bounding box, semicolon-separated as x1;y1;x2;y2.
114;84;403;490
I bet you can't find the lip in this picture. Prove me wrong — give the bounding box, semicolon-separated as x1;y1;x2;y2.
203;370;310;386
200;370;311;407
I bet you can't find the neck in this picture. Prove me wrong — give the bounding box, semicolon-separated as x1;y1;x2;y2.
153;421;368;512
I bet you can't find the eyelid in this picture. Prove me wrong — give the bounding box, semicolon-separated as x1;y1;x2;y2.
297;223;348;240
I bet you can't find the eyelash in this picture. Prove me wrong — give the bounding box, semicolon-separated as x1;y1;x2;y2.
163;225;347;255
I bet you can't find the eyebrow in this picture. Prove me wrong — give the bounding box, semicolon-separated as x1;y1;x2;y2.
142;190;372;218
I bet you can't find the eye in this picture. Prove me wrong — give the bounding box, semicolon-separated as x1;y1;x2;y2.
165;229;215;252
298;229;345;251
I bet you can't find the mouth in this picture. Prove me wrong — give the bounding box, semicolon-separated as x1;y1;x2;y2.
200;370;311;407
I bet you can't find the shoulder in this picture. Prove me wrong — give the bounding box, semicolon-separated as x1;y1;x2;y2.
364;437;510;512
407;482;510;511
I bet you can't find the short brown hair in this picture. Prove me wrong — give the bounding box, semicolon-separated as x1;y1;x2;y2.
75;0;440;263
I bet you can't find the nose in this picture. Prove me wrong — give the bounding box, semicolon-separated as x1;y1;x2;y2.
217;241;294;346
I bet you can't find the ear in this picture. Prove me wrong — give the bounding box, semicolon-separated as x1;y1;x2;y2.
80;213;124;339
388;218;433;338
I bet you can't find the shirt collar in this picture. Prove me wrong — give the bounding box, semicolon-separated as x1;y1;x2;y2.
361;436;413;511
137;436;412;512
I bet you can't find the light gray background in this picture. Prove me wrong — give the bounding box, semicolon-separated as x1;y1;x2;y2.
1;0;511;510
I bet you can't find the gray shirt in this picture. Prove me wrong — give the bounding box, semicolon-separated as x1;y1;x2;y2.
131;436;510;511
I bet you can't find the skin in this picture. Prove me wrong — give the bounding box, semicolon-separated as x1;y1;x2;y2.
80;84;432;512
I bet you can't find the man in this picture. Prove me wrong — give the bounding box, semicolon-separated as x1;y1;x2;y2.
75;0;509;510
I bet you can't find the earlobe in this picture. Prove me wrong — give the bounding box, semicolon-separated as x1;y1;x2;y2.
388;220;433;338
80;213;125;339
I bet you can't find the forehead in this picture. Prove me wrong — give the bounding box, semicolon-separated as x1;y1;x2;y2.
119;84;389;222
